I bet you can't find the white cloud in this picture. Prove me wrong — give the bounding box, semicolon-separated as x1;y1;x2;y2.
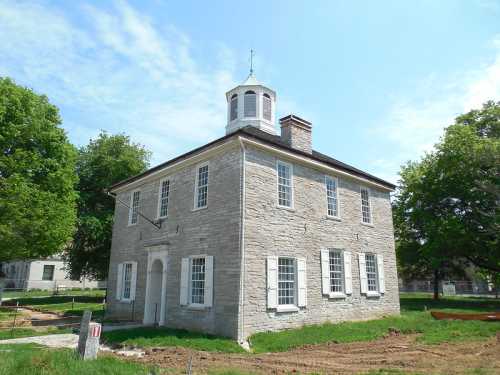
0;0;238;165
372;37;500;184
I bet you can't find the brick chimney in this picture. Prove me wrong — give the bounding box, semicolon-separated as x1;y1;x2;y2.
279;115;312;154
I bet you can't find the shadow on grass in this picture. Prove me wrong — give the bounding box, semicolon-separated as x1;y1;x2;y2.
400;294;500;313
6;296;104;306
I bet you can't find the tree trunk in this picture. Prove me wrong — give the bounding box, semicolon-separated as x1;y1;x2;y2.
433;269;440;300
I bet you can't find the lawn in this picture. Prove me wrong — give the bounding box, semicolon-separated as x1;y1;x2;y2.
3;295;106;318
3;288;106;300
249;293;500;353
102;327;246;353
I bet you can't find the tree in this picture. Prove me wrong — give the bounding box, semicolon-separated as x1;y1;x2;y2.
65;132;150;280
0;77;77;261
394;101;500;298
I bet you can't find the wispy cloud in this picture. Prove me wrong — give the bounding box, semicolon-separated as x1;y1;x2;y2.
0;0;237;165
371;36;500;184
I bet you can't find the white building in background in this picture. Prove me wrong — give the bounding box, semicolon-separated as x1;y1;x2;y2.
1;255;105;291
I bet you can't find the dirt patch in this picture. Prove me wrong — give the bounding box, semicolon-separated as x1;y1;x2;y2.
0;308;76;328
121;335;500;374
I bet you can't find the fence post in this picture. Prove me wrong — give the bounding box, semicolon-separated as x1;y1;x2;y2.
11;301;19;338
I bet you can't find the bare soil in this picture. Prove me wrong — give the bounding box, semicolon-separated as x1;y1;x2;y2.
124;334;500;374
0;307;77;328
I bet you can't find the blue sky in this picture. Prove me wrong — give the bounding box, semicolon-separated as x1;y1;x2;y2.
1;0;499;183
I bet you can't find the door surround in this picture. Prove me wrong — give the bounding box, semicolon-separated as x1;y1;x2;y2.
143;246;168;325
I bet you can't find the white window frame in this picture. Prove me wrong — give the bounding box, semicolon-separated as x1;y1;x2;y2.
121;262;134;302
157;177;171;219
277;257;296;309
360;186;373;225
365;253;379;295
262;93;272;121
325;175;340;219
276;160;294;209
189;256;206;307
328;249;344;295
230;94;238;121
128;189;141;226
42;264;55;281
193;162;209;210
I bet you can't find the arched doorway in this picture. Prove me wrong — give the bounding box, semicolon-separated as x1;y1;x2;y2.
143;247;168;326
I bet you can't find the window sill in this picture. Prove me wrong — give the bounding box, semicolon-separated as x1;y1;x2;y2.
119;299;134;304
186;304;209;311
327;292;347;299
276;205;295;212
127;223;138;227
191;206;208;212
360;221;374;228
276;305;299;313
365;292;381;298
326;215;341;222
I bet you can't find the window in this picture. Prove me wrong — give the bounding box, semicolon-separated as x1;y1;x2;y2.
326;176;339;218
190;257;206;305
277;161;293;208
195;164;209;209
244;90;256;117
122;263;133;300
278;257;295;305
230;94;238;121
365;254;378;292
360;187;371;224
42;265;55;281
158;179;170;218
329;250;344;293
263;93;272;121
129;190;140;225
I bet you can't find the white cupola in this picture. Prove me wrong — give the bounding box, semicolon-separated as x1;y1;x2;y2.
225;72;276;135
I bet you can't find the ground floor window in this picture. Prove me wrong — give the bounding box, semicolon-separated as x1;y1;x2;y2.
42;265;55;281
278;257;295;305
122;263;133;299
365;253;378;292
190;257;206;305
329;250;344;293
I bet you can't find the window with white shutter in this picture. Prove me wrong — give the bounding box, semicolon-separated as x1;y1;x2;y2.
360;253;382;296
267;256;305;312
321;249;352;298
180;256;213;308
117;261;137;302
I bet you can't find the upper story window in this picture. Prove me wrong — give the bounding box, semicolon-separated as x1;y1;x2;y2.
128;190;140;225
158;178;170;218
230;94;238;121
325;176;339;218
277;161;293;208
194;163;209;209
360;187;371;224
263;93;272;121
244;90;257;117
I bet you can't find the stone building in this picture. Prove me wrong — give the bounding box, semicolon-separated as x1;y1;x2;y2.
106;73;400;342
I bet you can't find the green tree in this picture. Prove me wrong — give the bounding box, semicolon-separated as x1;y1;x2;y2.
394;101;500;298
0;77;77;261
66;132;150;280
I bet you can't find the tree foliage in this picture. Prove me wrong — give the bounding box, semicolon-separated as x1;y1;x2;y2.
0;77;77;261
66;132;150;280
394;101;500;295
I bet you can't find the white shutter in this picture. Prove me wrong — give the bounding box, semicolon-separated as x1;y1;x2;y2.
377;254;385;294
180;258;189;305
129;261;138;301
343;251;353;295
116;263;123;300
320;249;330;295
297;258;307;307
266;256;278;309
359;253;368;294
204;256;214;307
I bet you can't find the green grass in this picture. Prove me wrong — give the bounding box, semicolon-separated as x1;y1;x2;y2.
3;288;105;299
0;344;164;375
249;294;500;353
3;296;106;317
0;307;14;321
102;327;246;353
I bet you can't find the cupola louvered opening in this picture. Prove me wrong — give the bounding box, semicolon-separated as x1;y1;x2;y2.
263;93;272;121
244;90;257;117
230;94;238;121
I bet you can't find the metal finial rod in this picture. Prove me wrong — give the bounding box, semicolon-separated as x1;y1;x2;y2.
249;49;254;75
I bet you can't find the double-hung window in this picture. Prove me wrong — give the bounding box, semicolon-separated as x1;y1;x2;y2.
190;257;206;305
278;258;295;306
360;187;372;224
365;253;378;292
180;256;214;308
122;262;133;300
277;161;293;208
42;265;55;281
329;250;344;293
194;164;209;209
325;176;339;218
129;190;140;225
158;179;170;218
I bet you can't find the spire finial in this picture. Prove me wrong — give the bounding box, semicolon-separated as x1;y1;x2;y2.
249;49;255;75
